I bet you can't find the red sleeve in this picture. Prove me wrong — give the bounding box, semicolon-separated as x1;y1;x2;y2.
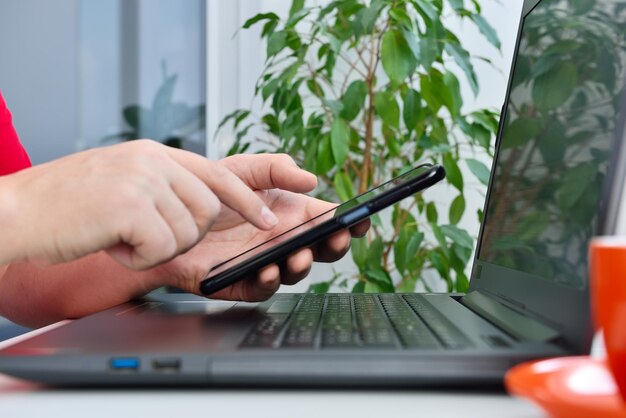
0;91;32;176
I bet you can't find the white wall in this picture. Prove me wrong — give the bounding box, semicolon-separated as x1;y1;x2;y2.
0;0;80;165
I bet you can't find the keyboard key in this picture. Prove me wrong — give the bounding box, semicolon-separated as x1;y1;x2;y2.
240;314;290;348
354;295;398;348
282;295;324;348
322;295;356;348
379;294;440;349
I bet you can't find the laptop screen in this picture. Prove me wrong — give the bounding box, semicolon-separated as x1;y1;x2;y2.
476;0;626;289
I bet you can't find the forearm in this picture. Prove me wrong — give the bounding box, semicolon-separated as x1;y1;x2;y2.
0;175;24;266
0;251;165;328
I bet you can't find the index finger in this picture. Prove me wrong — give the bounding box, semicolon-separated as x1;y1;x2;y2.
165;148;279;231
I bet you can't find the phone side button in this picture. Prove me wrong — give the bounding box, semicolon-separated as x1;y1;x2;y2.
339;206;371;226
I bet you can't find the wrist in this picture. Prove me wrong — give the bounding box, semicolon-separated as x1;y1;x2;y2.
0;176;22;265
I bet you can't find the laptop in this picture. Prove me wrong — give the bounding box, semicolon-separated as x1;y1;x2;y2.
1;0;626;386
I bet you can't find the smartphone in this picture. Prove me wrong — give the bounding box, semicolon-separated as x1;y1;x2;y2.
199;163;446;295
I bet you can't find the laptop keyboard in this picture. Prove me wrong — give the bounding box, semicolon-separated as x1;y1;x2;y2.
240;294;471;350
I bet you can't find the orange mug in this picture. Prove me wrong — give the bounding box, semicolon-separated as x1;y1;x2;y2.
590;236;626;400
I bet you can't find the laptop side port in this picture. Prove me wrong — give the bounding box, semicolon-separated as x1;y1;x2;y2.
110;357;140;372
152;358;181;373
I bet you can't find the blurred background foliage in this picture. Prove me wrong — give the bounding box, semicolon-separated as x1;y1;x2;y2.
105;62;206;149
220;0;501;294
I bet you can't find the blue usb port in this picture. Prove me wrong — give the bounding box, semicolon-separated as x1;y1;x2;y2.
110;358;140;371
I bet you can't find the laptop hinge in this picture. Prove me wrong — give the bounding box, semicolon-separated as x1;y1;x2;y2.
461;290;561;343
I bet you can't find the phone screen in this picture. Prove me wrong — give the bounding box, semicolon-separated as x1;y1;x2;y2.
203;164;434;282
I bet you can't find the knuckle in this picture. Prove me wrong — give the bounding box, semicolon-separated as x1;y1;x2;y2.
177;221;200;251
154;234;178;261
195;193;221;231
275;153;295;165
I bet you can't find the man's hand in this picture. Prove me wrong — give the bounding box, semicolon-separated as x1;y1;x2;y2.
152;154;369;301
0;149;368;327
0;140;281;269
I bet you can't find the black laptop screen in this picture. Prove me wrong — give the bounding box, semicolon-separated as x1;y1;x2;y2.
477;0;626;289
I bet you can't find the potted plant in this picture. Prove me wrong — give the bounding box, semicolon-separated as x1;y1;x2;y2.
220;0;500;293
106;62;206;150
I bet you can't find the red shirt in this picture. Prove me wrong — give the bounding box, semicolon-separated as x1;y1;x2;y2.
0;91;31;176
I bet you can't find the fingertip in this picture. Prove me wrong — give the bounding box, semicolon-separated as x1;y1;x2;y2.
258;264;281;292
350;219;371;238
261;206;279;228
329;230;352;253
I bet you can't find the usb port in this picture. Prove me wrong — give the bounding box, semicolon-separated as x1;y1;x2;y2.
152;358;181;373
110;358;140;371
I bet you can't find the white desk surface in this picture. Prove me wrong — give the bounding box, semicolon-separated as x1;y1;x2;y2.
0;324;546;418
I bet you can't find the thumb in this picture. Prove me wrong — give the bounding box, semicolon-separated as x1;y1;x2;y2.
220;154;317;193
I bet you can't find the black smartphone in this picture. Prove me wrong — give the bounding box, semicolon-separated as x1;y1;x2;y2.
199;163;446;295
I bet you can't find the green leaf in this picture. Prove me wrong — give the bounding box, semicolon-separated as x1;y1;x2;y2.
323;98;344;116
420;71;448;112
153;74;177;117
381;29;417;86
352;281;366;293
383;125;401;157
393;228;424;273
395;224;423;274
419;33;438;71
413;0;439;21
307;79;325;98
429;251;449;279
262;79;280;102
391;7;412;28
431;223;450;258
466;159;490;185
402;88;422;131
289;0;305;17
123;105;150;131
470;14;501;49
267;31;288;57
331;118;350;167
449;195;465;225
558;163;597;209
442;153;464;192
532;62;578;110
374;91;400;129
455;271;470;293
426;202;438;223
334;171;354;201
443;71;463;118
449;0;464;11
316;134;335;174
441;224;473;249
308;282;330;294
445;43;479;96
242;12;279;30
353;1;383;36
504;117;544;149
261;19;279;38
366;236;385;271
365;268;395;293
351;237;368;271
401;28;421;63
340;80;367;121
572;0;595;14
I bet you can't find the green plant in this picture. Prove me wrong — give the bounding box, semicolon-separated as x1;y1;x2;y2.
106;62;206;149
221;0;501;293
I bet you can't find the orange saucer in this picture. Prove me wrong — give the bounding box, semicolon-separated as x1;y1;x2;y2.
506;356;626;418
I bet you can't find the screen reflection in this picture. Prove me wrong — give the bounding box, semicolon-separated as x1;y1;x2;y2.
479;0;626;288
